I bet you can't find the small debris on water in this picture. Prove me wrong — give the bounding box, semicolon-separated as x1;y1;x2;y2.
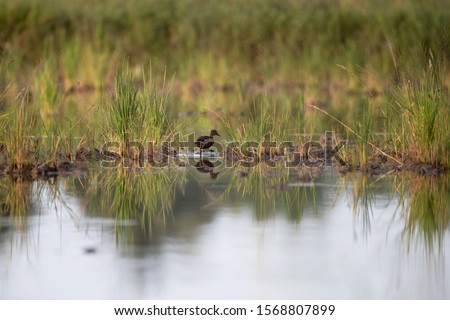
84;247;97;254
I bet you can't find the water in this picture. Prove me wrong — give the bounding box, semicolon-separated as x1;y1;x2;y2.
0;167;449;299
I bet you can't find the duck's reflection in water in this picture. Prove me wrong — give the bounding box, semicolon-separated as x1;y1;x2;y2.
195;160;219;179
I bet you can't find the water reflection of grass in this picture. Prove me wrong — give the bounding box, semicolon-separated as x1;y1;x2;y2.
346;172;450;252
0;177;69;234
348;174;378;236
225;164;318;221
0;179;32;231
400;175;450;253
81;166;187;233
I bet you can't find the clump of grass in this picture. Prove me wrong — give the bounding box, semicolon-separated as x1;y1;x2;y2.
0;66;81;176
220;94;304;157
353;102;373;168
142;70;174;148
103;63;140;156
33;58;73;167
102;62;174;159
390;56;449;167
312;52;449;171
1;89;40;174
310;103;403;169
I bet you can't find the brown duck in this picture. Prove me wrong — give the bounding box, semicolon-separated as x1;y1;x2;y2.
195;129;220;154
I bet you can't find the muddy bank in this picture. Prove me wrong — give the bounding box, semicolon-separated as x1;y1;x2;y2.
0;143;447;180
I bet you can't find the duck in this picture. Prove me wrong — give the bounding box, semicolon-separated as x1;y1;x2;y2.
195;129;220;154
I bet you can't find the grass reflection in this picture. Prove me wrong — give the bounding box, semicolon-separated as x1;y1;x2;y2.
347;174;377;237
225;163;318;221
0;178;33;231
346;172;450;252
0;176;70;243
399;175;450;253
80;166;187;238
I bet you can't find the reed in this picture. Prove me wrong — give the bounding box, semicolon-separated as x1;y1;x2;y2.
0;65;80;174
1;0;449;97
390;56;449;167
33;58;71;167
354;102;373;168
2;89;39;174
310;52;449;170
220;94;304;157
102;63;174;159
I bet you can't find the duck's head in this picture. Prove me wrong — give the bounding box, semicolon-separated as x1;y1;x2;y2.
210;129;220;137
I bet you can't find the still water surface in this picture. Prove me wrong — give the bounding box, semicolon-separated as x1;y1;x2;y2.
0;167;449;299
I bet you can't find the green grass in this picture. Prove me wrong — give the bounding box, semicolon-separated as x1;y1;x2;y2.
311;53;450;170
219;94;305;157
102;63;175;159
1;89;39;173
0;58;180;175
389;56;450;167
0;64;82;174
1;0;449;91
0;0;450;174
